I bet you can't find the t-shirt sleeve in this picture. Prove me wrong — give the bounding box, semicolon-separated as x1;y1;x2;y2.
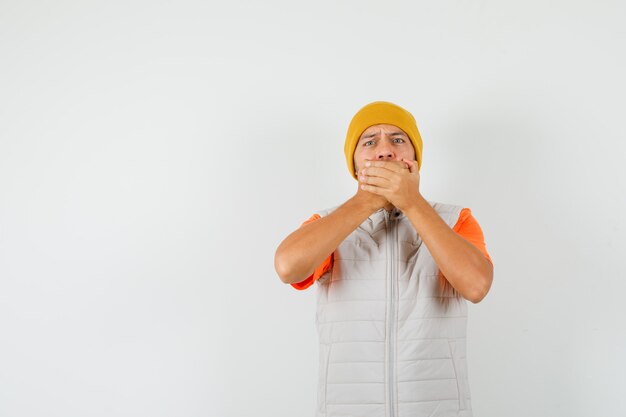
290;214;334;291
452;208;493;266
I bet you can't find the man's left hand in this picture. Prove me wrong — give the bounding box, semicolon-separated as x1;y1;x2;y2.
358;159;422;211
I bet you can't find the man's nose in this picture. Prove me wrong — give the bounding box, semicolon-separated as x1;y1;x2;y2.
376;142;395;160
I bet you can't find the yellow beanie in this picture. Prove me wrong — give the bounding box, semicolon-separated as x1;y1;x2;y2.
344;101;423;179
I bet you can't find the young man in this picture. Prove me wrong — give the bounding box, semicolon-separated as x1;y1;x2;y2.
274;101;493;417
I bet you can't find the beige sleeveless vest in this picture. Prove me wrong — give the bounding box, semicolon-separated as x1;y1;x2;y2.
314;201;472;417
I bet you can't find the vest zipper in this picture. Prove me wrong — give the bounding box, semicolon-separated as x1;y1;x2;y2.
385;209;398;417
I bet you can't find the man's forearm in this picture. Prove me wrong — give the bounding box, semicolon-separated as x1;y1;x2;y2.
274;196;376;284
403;196;493;303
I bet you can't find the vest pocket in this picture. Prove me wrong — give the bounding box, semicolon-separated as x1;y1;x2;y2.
448;340;469;411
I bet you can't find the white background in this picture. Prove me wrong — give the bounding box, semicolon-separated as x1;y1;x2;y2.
1;1;625;416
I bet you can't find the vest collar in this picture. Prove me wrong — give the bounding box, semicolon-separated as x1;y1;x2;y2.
370;206;405;222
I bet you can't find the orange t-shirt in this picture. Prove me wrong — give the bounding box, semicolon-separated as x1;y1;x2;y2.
291;208;492;290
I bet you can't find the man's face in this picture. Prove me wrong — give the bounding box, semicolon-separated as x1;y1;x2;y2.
353;123;416;174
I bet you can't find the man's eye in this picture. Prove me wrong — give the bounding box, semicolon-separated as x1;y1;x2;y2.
364;140;375;146
393;138;405;143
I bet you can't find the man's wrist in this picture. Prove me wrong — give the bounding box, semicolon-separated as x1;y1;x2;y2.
348;193;382;216
400;193;429;216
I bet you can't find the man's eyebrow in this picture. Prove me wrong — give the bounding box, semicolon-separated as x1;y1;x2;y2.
359;130;407;141
360;133;377;140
